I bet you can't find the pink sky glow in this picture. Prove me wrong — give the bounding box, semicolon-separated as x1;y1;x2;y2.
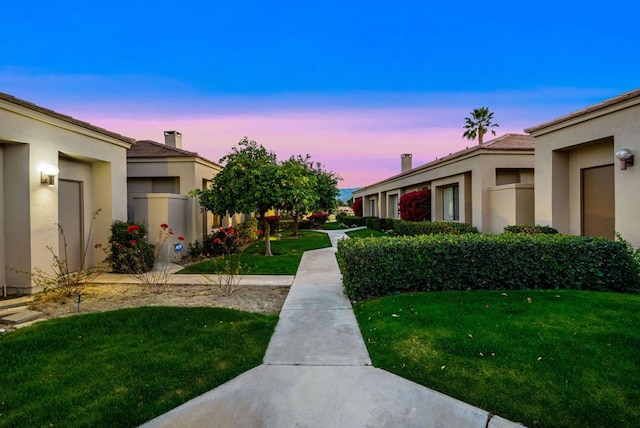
71;105;528;188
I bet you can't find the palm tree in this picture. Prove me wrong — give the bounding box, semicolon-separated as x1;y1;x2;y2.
462;107;499;144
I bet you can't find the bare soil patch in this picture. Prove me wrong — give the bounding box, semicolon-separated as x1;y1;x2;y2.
28;283;289;320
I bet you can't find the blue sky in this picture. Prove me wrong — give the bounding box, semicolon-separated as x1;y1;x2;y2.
2;1;639;186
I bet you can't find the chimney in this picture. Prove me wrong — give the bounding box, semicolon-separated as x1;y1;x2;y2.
401;153;412;172
164;131;182;149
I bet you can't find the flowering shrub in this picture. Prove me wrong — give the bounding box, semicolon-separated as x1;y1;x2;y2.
107;221;155;273
203;226;241;257
307;212;329;228
399;189;431;222
352;199;363;217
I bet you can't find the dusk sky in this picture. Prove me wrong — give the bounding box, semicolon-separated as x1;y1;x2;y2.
2;1;639;187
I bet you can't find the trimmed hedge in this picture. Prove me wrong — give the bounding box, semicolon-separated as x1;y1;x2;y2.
391;220;479;236
365;217;395;232
504;224;559;234
337;234;639;301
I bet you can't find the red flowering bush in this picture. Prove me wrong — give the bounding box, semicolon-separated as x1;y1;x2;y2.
352;199;363;217
203;226;241;257
307;212;329;228
106;221;155;273
399;189;431;222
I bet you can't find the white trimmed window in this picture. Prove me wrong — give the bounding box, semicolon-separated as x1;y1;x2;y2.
369;199;376;216
442;185;459;221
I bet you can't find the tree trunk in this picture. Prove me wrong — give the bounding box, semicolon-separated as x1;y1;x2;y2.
293;214;299;238
262;214;273;256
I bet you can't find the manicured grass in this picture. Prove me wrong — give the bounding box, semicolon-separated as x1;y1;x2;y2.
345;227;388;239
354;290;640;427
178;230;331;275
0;307;278;427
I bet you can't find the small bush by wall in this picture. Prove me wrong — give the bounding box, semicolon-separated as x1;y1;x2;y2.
365;217;396;232
504;224;559;234
337;234;639;301
340;216;374;227
107;221;155;273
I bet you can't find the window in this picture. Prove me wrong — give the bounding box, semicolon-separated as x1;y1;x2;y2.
442;185;459;221
369;199;376;216
390;195;399;218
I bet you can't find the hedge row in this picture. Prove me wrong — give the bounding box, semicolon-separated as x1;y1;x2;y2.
390;220;478;236
337;234;639;301
340;216;479;235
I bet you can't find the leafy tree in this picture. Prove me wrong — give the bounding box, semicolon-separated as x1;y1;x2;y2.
398;189;431;221
279;155;319;237
462;107;499;144
193;137;282;256
310;161;341;213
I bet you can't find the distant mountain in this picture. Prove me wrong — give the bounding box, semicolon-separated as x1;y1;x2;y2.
337;187;361;203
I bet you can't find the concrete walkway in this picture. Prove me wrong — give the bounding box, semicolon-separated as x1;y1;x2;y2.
142;230;520;428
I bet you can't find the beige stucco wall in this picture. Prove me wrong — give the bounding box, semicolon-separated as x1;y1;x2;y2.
488;184;534;234
127;157;221;244
353;150;534;232
531;98;640;247
0;99;130;294
132;193;189;258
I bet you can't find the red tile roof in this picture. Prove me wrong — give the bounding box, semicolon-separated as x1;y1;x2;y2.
0;92;135;144
525;88;640;134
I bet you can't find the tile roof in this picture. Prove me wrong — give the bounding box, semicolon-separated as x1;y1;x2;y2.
0;92;135;144
356;133;534;192
127;139;199;158
525;88;640;134
127;139;221;167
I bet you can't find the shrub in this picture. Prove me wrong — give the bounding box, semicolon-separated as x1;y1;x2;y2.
504;224;559;234
337;234;639;301
107;221;155;273
237;217;260;241
340;216;375;227
392;220;478;236
203;227;240;257
307;213;329;228
352;199;363;217
365;217;395;232
398;189;431;221
336;212;348;223
188;240;203;258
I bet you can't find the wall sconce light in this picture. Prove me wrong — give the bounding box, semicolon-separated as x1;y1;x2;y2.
40;164;59;186
615;149;634;170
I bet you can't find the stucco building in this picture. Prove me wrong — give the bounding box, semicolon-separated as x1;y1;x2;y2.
352;134;535;234
526;88;640;247
126;131;223;244
0;92;134;295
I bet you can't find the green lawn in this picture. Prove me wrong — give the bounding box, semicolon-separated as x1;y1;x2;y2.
178;230;331;275
0;307;277;428
354;290;640;427
345;227;388;239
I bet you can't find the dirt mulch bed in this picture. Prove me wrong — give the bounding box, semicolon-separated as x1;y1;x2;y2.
27;283;289;320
